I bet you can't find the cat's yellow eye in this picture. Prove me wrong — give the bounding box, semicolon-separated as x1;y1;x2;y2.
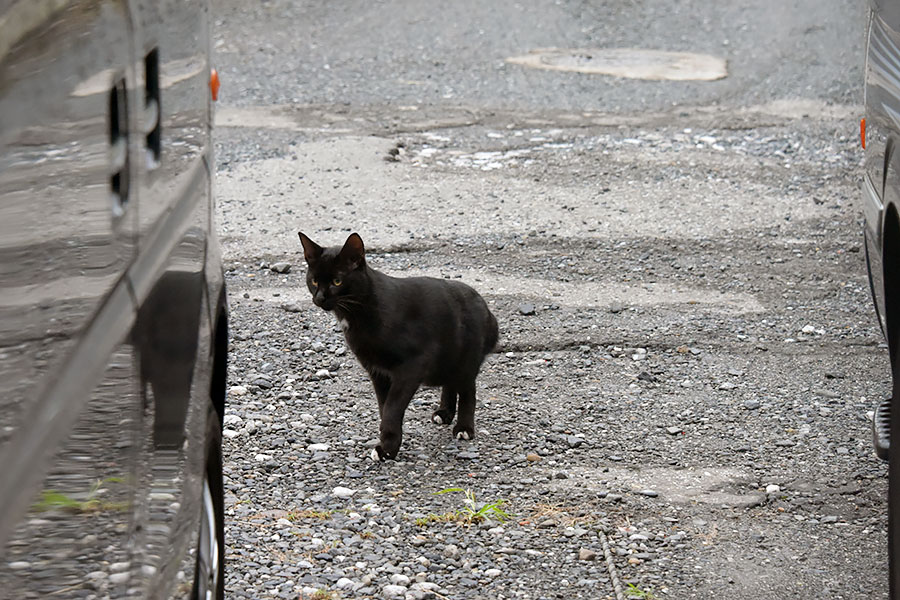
332;278;343;286
311;278;318;286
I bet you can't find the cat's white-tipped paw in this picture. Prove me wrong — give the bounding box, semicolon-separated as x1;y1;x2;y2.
433;414;444;425
370;448;381;461
456;430;470;441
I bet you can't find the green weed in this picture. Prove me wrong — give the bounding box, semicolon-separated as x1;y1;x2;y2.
626;583;656;599
435;488;510;524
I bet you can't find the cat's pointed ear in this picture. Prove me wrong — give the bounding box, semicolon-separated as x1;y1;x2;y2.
298;232;323;264
338;233;365;270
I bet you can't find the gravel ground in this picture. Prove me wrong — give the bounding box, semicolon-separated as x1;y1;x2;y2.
215;105;889;599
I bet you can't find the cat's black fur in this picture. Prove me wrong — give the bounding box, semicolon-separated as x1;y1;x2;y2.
298;232;498;460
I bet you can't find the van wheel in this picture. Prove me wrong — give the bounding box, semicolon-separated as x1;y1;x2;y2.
891;387;900;597
192;410;224;600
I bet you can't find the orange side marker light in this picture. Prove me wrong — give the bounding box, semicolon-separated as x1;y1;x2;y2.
861;117;866;149
210;68;220;101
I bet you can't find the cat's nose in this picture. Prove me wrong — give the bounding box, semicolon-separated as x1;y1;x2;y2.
313;291;326;307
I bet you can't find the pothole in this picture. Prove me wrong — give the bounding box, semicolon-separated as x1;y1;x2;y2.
506;48;727;81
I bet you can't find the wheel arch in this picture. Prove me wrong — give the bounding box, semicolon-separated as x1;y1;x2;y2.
209;294;228;428
884;199;900;373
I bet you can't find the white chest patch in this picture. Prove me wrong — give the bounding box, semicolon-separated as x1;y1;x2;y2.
337;317;350;331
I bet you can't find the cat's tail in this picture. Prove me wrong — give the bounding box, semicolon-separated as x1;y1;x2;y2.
484;309;499;354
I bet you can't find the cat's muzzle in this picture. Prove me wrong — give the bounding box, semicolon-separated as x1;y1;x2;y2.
313;294;336;311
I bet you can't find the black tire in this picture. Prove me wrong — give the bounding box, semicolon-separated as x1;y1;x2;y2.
192;408;225;600
891;386;900;599
886;208;900;599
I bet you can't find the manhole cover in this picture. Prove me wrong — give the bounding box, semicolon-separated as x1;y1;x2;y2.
506;48;727;81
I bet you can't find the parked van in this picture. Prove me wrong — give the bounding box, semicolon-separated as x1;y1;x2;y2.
0;1;227;598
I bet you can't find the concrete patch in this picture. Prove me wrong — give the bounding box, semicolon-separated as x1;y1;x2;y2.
506;48;727;81
560;465;766;509
215;104;477;134
393;270;765;314
740;99;858;121
235;266;765;315
216;135;838;262
215;106;354;133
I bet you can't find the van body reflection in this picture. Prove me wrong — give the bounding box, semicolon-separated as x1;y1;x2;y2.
0;1;227;598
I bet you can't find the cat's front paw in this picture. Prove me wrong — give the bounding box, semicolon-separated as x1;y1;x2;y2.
370;445;397;461
432;409;454;425
453;425;475;441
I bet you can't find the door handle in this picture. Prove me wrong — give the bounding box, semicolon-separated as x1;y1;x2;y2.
144;48;160;169
108;77;130;218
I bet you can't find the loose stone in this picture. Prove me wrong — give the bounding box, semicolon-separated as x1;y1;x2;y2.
383;584;408;598
566;435;584;448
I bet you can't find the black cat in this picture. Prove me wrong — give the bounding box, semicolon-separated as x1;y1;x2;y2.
298;232;498;460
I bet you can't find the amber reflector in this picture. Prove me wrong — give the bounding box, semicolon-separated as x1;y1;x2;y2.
210;69;220;101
